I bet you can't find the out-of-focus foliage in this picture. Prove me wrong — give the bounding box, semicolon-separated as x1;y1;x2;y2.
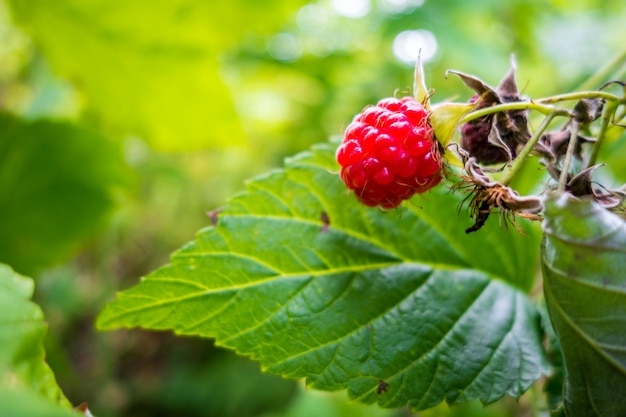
0;264;73;416
0;388;76;417
0;0;625;416
6;0;310;151
0;113;131;275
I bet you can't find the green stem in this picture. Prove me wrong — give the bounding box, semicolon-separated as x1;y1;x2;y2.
558;122;580;193
615;104;626;124
586;100;620;168
574;46;626;91
459;91;621;126
459;101;566;124
536;90;620;104
500;113;557;186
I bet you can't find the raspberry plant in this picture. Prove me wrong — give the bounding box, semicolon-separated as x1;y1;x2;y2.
90;53;626;417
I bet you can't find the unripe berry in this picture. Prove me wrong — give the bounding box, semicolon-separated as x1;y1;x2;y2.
336;97;442;208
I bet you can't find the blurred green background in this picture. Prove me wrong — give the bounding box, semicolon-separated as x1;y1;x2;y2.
0;0;624;416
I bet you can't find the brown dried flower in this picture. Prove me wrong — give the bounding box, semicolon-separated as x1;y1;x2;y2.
448;59;531;165
452;148;542;233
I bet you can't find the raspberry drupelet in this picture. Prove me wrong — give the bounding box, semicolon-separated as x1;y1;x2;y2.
336;96;442;209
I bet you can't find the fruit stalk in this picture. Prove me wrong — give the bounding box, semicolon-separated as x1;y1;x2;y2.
500;113;556;186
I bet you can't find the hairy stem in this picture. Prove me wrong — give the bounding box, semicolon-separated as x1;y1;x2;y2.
615;105;626;124
458;90;622;125
459;101;567;124
536;90;620;104
558;122;580;193
500;113;556;186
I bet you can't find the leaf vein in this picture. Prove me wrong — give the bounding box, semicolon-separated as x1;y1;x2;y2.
269;268;435;372
353;278;492;402
182;292;239;333
456;292;517;400
219;274;314;345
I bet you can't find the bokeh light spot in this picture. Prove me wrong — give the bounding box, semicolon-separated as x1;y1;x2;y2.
267;33;302;62
296;4;329;33
331;0;371;19
392;29;438;64
380;0;425;14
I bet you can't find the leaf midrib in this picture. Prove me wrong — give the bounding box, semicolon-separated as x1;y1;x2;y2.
98;261;400;328
218;212;473;271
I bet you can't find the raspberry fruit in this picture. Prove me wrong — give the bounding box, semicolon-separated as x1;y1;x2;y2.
336;96;442;209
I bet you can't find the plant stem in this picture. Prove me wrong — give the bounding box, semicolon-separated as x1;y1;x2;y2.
586;100;620;168
500;113;556;186
459;101;565;124
459;89;622;126
574;46;626;91
615;105;626;124
613;107;626;125
536;90;620;104
558;122;580;193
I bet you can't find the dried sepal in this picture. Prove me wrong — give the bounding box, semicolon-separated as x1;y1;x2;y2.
565;165;626;209
449;59;531;165
451;153;542;233
446;69;499;98
535;129;595;164
573;97;605;124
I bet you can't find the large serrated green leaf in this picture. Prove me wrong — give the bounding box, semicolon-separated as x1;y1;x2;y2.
542;193;626;417
0;388;76;417
0;263;71;412
98;142;547;411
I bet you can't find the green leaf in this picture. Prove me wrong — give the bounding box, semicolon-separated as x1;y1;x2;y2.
0;263;71;411
538;303;565;414
542;193;626;417
0;112;131;275
7;0;306;151
98;142;547;411
0;388;77;417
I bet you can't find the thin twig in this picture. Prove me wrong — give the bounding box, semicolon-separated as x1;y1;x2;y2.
500;113;557;186
558;122;580;193
586;100;620;168
459;101;565;125
536;90;620;104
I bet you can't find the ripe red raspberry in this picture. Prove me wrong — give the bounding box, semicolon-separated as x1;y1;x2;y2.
336;96;442;208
